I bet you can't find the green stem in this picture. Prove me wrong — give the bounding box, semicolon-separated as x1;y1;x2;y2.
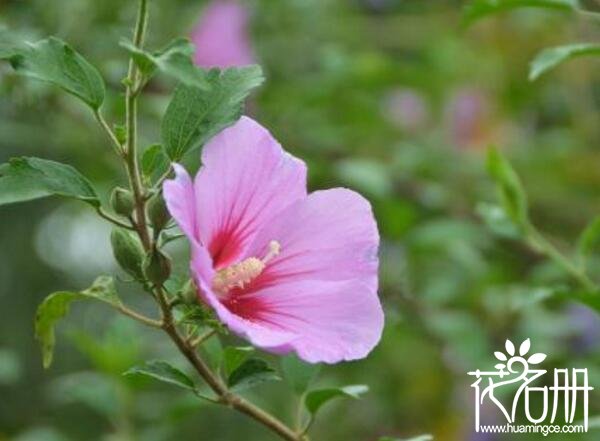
94;110;124;156
119;2;305;439
189;328;216;348
525;224;597;293
115;302;162;328
125;0;151;249
96;207;135;230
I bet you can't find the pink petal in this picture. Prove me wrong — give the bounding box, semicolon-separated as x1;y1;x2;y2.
234;279;384;363
196;276;383;363
245;188;379;290
163;163;198;242
190;188;383;363
191;0;255;68
194;116;307;269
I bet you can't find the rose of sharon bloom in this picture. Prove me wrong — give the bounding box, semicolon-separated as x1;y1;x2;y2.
163;117;383;363
191;0;255;68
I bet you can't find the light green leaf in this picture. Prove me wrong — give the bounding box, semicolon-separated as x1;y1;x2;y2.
34;276;121;368
120;38;209;89
201;332;223;371
486;148;528;228
222;346;254;377
476;202;521;239
529;43;600;81
304;385;369;416
123;360;195;391
463;0;579;26
0;26;21;58
161;65;264;160
227;358;280;392
0;157;99;207
141;144;170;181
1;36;105;109
577;216;600;267
280;354;320;395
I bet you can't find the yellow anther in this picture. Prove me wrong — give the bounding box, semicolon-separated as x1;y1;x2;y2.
212;240;281;294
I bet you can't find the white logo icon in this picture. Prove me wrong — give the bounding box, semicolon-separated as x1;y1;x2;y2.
468;339;593;436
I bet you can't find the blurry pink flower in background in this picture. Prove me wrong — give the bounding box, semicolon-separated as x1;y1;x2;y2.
164;117;383;364
191;0;255;68
382;88;429;134
445;87;492;149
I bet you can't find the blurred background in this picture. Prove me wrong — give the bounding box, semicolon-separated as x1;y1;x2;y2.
1;0;600;440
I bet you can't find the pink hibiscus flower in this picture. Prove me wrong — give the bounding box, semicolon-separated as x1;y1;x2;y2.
191;0;255;68
163;117;383;363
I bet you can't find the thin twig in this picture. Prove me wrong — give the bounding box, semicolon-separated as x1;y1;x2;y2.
189;329;216;348
96;207;135;230
116;303;163;328
525;224;597;293
94;110;124;156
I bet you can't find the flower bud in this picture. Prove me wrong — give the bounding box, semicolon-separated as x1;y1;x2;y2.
147;193;171;232
110;228;145;280
143;248;172;286
110;187;134;217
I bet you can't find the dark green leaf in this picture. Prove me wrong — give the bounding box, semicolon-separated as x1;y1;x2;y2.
0;157;99;207
222;346;254;377
486;148;528;227
463;0;579;26
1;37;105;109
120;38;209;89
227;358;280;392
161;65;264;160
35;276;121;368
529;43;600;81
577;216;600;266
280;354;320;395
304;385;368;416
124;360;195;391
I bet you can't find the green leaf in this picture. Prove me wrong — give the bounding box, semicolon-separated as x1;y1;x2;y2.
222;346;254;377
123;360;195;391
120;38;209;89
161;65;264;160
0;157;99;207
141;144;170;180
0;26;21;58
280;354;320;395
201;332;223;371
529;43;600;81
1;37;105;109
463;0;578;26
577;216;600;267
227;358;280;392
34;276;121;368
304;385;369;416
476;202;521;239
486;148;528;228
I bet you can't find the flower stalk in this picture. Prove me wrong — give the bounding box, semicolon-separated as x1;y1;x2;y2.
105;1;307;439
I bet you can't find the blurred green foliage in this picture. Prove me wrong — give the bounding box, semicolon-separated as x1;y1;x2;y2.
1;0;600;440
